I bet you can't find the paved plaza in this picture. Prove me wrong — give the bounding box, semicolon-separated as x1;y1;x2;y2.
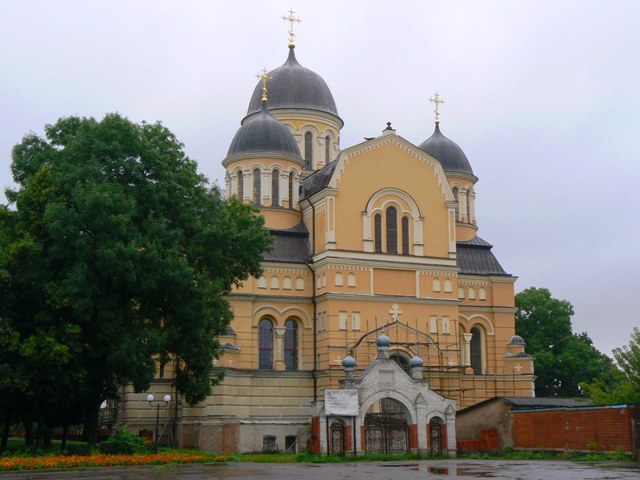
0;460;637;480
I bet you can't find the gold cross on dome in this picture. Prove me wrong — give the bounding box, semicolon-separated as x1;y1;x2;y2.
282;8;302;47
429;92;445;124
256;67;272;102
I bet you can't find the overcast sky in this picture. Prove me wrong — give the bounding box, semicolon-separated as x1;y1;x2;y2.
1;1;638;358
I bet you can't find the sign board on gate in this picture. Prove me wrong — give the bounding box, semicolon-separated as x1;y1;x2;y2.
325;389;358;416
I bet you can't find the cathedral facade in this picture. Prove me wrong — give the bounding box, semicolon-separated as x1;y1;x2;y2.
120;28;534;456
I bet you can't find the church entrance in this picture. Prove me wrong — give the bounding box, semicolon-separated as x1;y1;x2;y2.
364;398;410;454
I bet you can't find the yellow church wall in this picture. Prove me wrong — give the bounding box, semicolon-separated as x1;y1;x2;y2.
261;208;302;229
373;269;415;296
282;118;338;135
325;141;451;258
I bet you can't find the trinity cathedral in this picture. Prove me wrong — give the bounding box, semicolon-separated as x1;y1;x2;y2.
120;14;534;456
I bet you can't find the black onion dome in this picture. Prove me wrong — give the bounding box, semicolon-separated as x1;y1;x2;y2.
419;123;474;176
226;101;301;159
245;47;339;119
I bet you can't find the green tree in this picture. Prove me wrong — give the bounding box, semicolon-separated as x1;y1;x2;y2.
1;114;271;446
582;328;640;403
515;287;619;397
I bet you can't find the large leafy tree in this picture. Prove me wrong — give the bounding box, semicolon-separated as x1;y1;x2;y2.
582;328;640;403
0;114;271;445
515;287;619;397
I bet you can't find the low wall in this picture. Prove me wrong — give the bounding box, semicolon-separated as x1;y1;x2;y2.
512;404;637;453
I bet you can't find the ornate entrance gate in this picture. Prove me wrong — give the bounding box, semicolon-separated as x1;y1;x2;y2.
329;420;345;454
364;412;409;454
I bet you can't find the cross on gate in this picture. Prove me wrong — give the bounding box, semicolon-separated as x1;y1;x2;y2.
389;304;402;321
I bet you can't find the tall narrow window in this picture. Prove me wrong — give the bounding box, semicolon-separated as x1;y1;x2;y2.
470;326;482;375
253;168;261;206
401;216;409;255
386;207;398;254
374;214;382;253
325;135;330;164
272;168;280;207
284;319;298;371
237;170;243;201
258;318;273;370
452;187;459;221
304;132;313;169
288;172;294;208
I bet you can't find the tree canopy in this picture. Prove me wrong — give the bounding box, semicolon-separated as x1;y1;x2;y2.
582;327;640;404
0;114;272;446
515;287;619;397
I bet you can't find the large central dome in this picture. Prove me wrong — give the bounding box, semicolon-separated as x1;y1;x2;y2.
244;46;339;120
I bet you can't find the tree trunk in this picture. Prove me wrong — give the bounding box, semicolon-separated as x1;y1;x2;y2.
82;397;101;447
23;416;33;447
60;423;69;451
1;416;10;452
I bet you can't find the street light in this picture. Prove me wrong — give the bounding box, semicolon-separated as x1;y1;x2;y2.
146;393;171;453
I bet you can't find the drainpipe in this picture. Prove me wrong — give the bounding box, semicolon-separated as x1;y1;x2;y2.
304;196;318;402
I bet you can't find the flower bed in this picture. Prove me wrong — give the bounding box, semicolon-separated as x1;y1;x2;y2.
0;452;227;470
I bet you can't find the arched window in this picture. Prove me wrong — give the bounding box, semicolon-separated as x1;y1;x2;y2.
468;287;476;300
470;326;483;375
374;214;382;253
479;287;487;300
452;187;459;221
272;168;280;207
257;276;267;289
259;318;274;370
347;273;356;287
401;216;409;255
271;276;279;289
253;168;261;205
335;272;343;286
237;170;243;201
284;319;298;371
432;278;441;292
444;279;452;292
386;207;398;254
304;132;313;169
295;277;304;290
283;276;292;290
325;135;330;164
288;172;294;208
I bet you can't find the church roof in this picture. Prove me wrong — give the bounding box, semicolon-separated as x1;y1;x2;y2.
263;222;310;263
225;101;301;161
300;159;338;199
457;237;509;276
419;123;474;176
245;47;340;121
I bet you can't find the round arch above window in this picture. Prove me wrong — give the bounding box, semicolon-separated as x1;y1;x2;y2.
362;188;424;255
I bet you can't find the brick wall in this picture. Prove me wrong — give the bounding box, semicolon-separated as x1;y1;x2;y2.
513;405;636;453
457;429;498;451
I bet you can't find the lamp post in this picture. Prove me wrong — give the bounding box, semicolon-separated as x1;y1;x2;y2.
146;394;171;453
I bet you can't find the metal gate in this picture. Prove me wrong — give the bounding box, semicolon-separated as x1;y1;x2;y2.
329;420;345;454
430;420;442;454
364;412;409;454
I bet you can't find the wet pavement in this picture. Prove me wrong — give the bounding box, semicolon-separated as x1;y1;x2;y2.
0;460;637;480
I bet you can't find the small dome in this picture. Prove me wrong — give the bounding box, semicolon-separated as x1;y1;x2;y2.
341;355;357;368
376;333;391;347
409;355;424;368
418;123;474;176
508;335;526;346
245;47;340;121
226;101;301;160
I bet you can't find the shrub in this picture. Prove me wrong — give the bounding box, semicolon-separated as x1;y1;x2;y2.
99;428;147;455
